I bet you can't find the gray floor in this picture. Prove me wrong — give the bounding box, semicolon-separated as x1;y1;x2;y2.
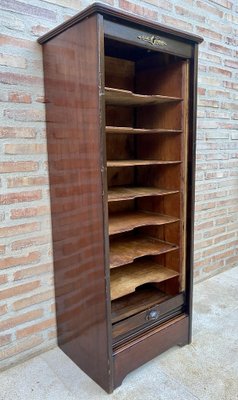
1;266;238;400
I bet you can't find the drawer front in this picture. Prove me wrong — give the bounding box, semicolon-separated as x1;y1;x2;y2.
104;19;193;58
112;293;185;343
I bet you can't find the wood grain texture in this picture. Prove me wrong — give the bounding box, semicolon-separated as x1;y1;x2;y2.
110;235;178;268
108;186;179;202
107;160;181;167
105;87;182;106
109;211;179;235
111;287;171;323
106;126;182;135
110;259;179;300
42;15;112;392
113;315;189;389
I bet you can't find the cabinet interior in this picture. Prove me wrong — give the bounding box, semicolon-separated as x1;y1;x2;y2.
104;39;188;343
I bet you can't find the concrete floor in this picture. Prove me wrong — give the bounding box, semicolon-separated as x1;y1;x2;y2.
1;266;238;400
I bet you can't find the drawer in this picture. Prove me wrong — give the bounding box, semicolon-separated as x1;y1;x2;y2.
112;293;185;344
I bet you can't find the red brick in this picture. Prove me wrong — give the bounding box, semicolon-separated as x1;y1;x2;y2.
17;318;55;339
0;0;56;20
0;275;8;285
0;335;44;361
0;190;42;205
8;92;31;103
209;0;232;8
198;99;219;108
209;66;232;77
8;176;48;188
175;6;205;22
224;59;238;69
0;309;43;332
0;245;6;255
0;281;41;301
0;162;38;173
0;72;42;86
119;0;158;20
0;304;8;316
14;262;52;281
209;42;232;55
196;27;222;40
144;0;171;10
196;1;223;17
4;109;45;122
162;15;193;31
31;25;49;36
5;143;46;155
0;252;41;270
0;127;36;138
0;53;26;68
0;334;11;347
11;235;50;251
0;222;40;238
11;205;49;219
13;290;54;311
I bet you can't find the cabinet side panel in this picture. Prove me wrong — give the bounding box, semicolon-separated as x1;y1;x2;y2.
42;16;111;391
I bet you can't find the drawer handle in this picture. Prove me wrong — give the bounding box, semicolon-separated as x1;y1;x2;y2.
146;309;160;321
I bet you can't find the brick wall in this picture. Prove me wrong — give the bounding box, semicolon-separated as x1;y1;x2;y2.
0;0;237;370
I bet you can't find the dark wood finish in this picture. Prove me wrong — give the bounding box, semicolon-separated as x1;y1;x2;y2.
38;3;203;46
112;293;184;341
39;4;202;393
111;287;171;323
41;15;112;393
113;315;189;390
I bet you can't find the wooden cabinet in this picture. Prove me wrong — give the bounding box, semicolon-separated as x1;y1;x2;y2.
39;3;202;393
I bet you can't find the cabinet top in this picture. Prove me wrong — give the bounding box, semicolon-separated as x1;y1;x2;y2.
38;2;203;45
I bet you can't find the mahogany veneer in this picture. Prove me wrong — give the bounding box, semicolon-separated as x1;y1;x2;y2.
39;3;202;394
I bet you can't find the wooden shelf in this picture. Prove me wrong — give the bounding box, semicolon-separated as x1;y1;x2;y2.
107;160;181;167
105;87;182;106
110;259;179;300
108;186;179;202
111;287;171;323
109;211;179;235
110;236;178;268
106;126;182;135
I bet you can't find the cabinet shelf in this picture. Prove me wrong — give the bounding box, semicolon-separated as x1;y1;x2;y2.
105;87;182;106
110;235;178;268
107;160;181;167
111;287;171;323
109;211;179;235
106;126;182;135
108;186;179;202
110;259;179;300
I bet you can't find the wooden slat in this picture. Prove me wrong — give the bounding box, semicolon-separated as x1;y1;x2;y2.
106;126;182;135
107;160;181;167
109;211;179;235
108;186;179;202
111;288;171;323
110;260;179;300
110;235;178;268
105;87;182;106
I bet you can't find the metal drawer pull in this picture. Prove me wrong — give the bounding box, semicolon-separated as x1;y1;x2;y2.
146;309;160;321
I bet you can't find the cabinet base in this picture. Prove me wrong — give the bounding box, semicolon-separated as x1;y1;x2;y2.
112;314;189;392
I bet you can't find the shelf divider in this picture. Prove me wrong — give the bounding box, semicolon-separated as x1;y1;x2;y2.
110;259;179;300
110;235;178;268
106;126;182;135
107;160;181;167
105;87;182;106
108;186;179;202
109;211;179;235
